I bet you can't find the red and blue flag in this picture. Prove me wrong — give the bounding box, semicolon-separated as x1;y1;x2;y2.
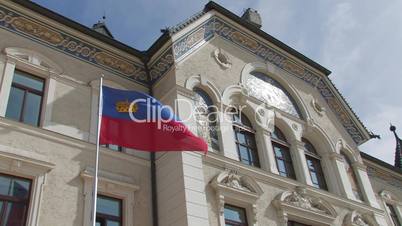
100;86;207;153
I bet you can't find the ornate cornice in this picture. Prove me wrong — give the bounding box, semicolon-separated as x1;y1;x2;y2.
0;2;369;145
0;4;148;85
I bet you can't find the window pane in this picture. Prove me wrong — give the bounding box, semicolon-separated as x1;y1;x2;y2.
236;132;246;144
107;220;121;226
22;92;42;126
238;145;250;163
97;196;121;217
0;175;31;199
277;160;286;174
310;172;319;187
274;147;283;158
5;87;24;121
13;71;44;91
2;202;27;226
224;205;246;223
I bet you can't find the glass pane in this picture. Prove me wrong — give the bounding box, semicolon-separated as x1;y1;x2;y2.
274;147;283;158
97;196;121;217
107;220;121;226
2;202;27;226
22;92;42;126
5;87;24;121
107;144;121;152
0;175;31;199
277;160;287;174
0;176;12;196
306;159;315;170
310;172;319;186
11;179;31;199
13;71;44;91
238;145;250;163
224;205;246;223
236;132;246;144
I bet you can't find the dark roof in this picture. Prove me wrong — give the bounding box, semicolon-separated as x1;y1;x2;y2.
10;0;145;60
361;152;402;175
11;0;332;76
203;1;332;76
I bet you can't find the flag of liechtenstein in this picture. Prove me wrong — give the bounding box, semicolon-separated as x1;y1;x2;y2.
100;86;207;153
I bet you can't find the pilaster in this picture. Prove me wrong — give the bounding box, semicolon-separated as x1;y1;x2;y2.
290;139;313;186
0;59;15;116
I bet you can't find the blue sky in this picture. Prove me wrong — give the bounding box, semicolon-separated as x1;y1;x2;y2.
32;0;402;165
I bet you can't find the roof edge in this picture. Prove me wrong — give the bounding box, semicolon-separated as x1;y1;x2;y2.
361;152;402;175
10;0;146;60
204;1;332;76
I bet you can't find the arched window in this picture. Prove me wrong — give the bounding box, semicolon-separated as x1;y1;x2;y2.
232;110;259;167
245;72;302;118
302;138;327;190
194;87;220;151
341;153;363;201
272;127;295;179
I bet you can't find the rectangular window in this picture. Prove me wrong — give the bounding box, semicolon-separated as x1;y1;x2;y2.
96;195;122;226
386;203;401;226
102;144;123;152
0;174;32;226
273;145;296;179
224;204;248;226
5;70;45;126
306;156;327;190
287;221;311;226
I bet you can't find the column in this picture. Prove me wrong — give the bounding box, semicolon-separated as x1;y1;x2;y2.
290;139;313;185
328;152;356;200
218;111;239;161
353;162;381;208
255;126;279;174
0;59;16;116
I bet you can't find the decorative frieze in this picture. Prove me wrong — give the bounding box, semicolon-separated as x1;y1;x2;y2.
0;5;148;85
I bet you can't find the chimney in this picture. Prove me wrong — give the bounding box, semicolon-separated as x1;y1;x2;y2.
92;16;114;38
241;8;262;29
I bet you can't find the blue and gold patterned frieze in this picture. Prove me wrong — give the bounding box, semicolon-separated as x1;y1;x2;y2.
173;18;215;60
0;5;148;85
149;47;174;82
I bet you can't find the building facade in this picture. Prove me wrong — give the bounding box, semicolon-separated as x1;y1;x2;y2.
0;0;401;226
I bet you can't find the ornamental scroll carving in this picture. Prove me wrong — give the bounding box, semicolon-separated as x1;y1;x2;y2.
283;187;330;215
273;186;337;225
343;210;378;226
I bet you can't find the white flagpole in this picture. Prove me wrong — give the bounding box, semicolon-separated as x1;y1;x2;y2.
91;76;103;226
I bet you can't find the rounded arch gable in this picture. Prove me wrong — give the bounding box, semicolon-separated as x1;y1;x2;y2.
240;62;309;120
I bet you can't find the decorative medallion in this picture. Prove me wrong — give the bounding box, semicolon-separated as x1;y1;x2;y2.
213;48;231;69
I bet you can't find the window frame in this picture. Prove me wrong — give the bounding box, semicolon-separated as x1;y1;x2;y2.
385;203;401;226
96;194;123;226
6;70;45;127
0;173;33;226
302;139;327;190
232;113;260;167
224;204;249;226
272;127;296;179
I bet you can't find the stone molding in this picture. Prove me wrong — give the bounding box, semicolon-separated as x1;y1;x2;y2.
343;210;379;226
273;186;337;225
210;169;263;226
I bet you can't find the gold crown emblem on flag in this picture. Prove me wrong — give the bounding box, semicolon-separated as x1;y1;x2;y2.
115;100;138;113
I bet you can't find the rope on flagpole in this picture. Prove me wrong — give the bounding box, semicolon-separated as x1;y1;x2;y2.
91;75;103;226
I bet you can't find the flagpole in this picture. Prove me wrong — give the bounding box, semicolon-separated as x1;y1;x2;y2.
91;76;103;226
